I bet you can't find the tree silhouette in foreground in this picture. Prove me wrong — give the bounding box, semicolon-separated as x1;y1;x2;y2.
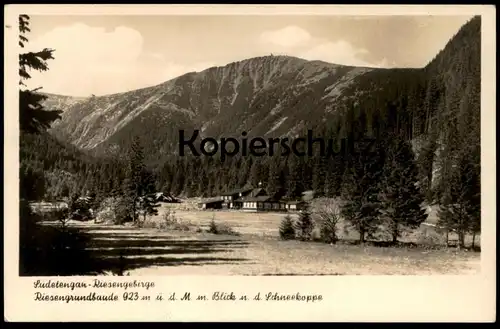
19;14;62;134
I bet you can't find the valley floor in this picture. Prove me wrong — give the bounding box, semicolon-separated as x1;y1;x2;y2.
38;217;480;276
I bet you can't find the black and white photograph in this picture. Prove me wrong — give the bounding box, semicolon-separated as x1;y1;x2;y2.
15;9;485;278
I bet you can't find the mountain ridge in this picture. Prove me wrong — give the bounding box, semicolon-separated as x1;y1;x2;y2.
46;55;374;154
40;17;480;187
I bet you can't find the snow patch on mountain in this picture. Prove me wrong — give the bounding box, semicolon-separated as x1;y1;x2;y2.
270;103;283;116
231;70;243;106
322;67;372;103
266;116;288;135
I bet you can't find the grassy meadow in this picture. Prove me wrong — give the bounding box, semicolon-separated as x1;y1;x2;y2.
29;197;480;276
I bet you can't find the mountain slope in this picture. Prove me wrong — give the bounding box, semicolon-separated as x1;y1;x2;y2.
47;56;377;158
43;16;480;192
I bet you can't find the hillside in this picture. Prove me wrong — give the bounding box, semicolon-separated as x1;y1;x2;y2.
20;131;126;200
45;57;371;158
27;16;480;200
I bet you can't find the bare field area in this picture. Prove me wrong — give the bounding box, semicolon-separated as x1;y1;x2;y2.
151;207;294;238
46;217;480;276
31;199;480;276
148;202;479;247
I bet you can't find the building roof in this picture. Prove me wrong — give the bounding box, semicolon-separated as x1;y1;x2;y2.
286;200;306;205
143;192;179;202
221;187;254;196
249;187;266;197
242;196;273;202
198;197;224;204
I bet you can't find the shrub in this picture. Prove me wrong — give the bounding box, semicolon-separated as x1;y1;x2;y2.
112;197;134;225
170;221;191;232
316;202;341;244
68;194;95;222
279;214;296;240
141;210;192;232
215;223;240;236
95;197;119;224
208;214;218;234
414;227;447;246
163;208;178;226
207;214;239;236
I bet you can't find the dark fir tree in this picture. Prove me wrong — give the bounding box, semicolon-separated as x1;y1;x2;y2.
208;214;218;234
121;136;155;224
466;146;481;249
294;203;314;241
416;137;438;203
267;158;286;199
437;146;480;249
18;14;61;203
341;136;385;243
379;136;428;243
249;160;268;188
312;155;327;197
20;165;45;201
324;155;343;197
237;157;252;188
19;14;62;134
286;156;304;199
279;214;296;240
137;194;160;225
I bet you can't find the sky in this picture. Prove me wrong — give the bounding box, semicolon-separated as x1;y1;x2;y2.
24;15;473;97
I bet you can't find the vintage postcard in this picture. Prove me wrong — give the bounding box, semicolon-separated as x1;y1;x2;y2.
4;4;496;322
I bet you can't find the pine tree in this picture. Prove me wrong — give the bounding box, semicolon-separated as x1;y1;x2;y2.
67;193;80;220
437;146;480;249
267;158;286;199
279;214;296;240
208;214;218;234
467;147;481;249
171;159;186;197
20;165;46;201
137;194;160;225
286;156;304;199
18;15;62;133
417;137;437;203
121;136;156;224
249;160;267;188
312;156;327;197
300;156;313;191
237;157;252;187
379;136;428;243
18;15;60;203
294;203;314;241
324;155;343;197
341;137;385;243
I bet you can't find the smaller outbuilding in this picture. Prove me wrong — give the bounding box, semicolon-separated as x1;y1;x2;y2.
198;197;224;210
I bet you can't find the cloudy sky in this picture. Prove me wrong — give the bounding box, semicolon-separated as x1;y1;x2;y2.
24;15;472;97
